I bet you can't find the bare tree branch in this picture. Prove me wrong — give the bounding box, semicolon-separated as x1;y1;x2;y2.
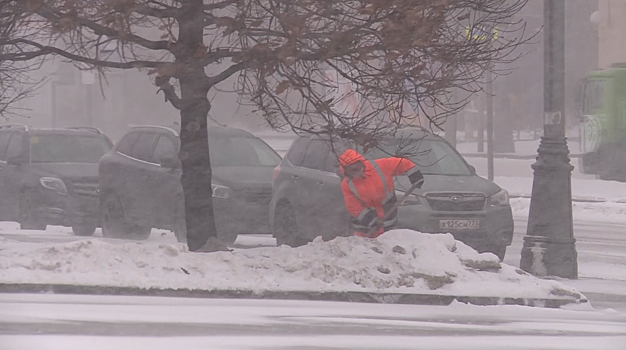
0;38;163;69
206;62;245;88
35;5;172;51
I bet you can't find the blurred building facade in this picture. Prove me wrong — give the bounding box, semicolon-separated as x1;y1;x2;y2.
597;0;626;68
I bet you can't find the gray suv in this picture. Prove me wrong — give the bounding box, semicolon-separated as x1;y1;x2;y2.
0;125;113;236
269;128;514;260
98;125;282;243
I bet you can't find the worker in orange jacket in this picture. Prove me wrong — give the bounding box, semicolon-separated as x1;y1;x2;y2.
338;149;424;238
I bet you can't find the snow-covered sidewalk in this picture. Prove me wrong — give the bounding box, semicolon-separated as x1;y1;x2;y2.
496;176;626;223
0;230;586;308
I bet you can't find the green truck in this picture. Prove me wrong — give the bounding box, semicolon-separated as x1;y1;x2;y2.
579;63;626;180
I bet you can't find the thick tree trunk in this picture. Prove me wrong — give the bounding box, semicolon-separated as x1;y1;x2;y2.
177;0;218;251
179;79;216;251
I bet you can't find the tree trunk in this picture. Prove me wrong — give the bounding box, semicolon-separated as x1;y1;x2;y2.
177;0;217;251
179;80;216;251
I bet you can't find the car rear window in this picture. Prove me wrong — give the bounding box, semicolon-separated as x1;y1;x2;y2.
286;138;309;166
130;133;159;163
116;133;140;156
30;135;112;163
209;137;281;167
153;135;177;163
302;140;329;171
0;132;11;161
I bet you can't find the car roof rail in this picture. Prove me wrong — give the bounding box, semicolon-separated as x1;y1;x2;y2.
399;124;432;133
0;124;29;131
66;126;103;135
130;125;179;137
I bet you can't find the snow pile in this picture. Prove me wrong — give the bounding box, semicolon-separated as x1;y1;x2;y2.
0;230;583;301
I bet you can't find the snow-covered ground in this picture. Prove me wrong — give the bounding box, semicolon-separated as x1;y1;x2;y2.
502;176;626;223
0;229;584;305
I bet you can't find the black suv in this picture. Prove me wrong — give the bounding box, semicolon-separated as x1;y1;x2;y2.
98;125;282;243
0;125;113;235
270;128;514;260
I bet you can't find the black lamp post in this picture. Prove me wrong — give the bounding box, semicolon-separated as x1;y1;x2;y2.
520;0;578;278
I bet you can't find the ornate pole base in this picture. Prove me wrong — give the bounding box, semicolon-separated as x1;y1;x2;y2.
520;136;578;279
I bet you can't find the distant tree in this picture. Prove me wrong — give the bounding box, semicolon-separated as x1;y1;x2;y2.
0;0;531;251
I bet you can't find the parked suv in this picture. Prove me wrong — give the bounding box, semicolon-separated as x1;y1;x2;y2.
98;125;282;243
0;125;113;235
270;127;514;259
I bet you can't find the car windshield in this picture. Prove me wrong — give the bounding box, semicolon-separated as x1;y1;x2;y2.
209;136;282;167
30;135;112;163
362;138;473;176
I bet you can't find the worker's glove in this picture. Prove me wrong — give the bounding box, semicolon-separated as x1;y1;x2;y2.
360;209;378;228
364;218;383;238
366;217;382;228
408;169;424;188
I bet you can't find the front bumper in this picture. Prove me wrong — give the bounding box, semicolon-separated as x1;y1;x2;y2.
396;203;514;250
32;189;100;227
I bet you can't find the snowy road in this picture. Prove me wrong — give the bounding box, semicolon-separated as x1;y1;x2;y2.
0;293;625;350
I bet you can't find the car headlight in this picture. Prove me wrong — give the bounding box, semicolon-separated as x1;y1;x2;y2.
39;177;68;195
490;189;509;206
396;190;421;206
211;184;230;199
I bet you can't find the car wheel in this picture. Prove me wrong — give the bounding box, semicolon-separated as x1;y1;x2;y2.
101;194;151;240
72;224;97;237
273;203;306;247
19;192;46;231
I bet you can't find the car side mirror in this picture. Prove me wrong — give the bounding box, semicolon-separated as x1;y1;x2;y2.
469;165;476;174
159;157;181;169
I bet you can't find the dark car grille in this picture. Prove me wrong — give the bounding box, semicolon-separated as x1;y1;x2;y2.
426;193;486;212
70;180;99;198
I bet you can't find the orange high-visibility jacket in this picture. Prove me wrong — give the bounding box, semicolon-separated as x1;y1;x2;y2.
338;149;418;237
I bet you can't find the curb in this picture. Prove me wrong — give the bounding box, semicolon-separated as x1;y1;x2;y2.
0;283;586;309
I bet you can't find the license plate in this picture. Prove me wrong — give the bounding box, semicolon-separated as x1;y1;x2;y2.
439;219;480;230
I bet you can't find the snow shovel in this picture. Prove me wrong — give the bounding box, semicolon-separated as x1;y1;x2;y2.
365;177;424;238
